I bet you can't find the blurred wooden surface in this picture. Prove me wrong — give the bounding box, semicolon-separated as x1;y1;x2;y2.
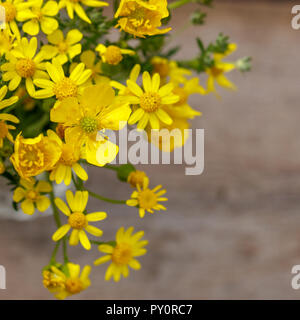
1;0;300;299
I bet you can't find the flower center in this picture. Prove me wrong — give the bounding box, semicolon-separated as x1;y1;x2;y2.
211;67;223;77
138;189;157;209
80;117;98;134
53;77;78;101
140;92;161;112
104;46;123;65
0;121;8;139
20;145;44;169
59;144;77;166
42;271;65;290
112;243;133;265
65;278;83;294
58;41;68;54
16;58;36;78
153;62;169;79
127;170;147;188
172;87;188;106
26;190;39;201
68;212;87;229
32;7;43;20
2;2;17;22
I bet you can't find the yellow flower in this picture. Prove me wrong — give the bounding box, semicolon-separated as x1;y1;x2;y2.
50;83;131;167
70;50;109;86
1;37;48;96
0;85;19;147
22;0;59;36
44;263;91;299
126;71;179;130
0;161;5;174
206;43;237;96
127;170;148;188
52;190;107;250
15;86;36;111
94;227;148;282
10;132;62;179
47;130;88;186
126;178;167;218
34;60;92;106
151;56;191;85
0;29;15;56
58;0;108;24
0;0;33;39
41;29;83;65
96;44;135;66
115;0;171;38
13;178;52;215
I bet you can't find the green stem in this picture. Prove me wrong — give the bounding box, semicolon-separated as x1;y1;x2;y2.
104;164;119;171
168;0;190;10
50;241;61;264
87;189;126;205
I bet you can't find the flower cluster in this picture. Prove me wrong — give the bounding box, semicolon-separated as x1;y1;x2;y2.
0;0;249;298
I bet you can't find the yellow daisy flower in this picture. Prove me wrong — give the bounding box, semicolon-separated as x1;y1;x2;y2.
96;44;135;66
47;130;88;186
206;43;237;95
43;263;91;300
34;60;92;106
0;29;15;56
52;190;107;250
127;170;148;188
151;56;191;85
126;178;167;218
58;0;108;24
0;0;33;39
1;37;48;96
94;227;148;282
22;0;59;36
13;178;52;215
126;71;179;130
41;29;83;65
70;50;109;86
50;83;131;167
10;132;62;179
0;85;19;147
115;0;171;38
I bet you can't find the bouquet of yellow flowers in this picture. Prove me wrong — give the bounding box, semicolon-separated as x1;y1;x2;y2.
0;0;250;299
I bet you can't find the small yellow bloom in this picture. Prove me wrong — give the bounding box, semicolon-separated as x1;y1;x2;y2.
52;190;107;250
0;0;33;39
0;29;15;56
0;161;5;174
1;37;48;96
41;29;83;65
50;83;131;167
34;60;92;106
126;71;179;130
151;57;191;85
22;0;59;36
43;263;91;299
58;0;108;24
94;227;148;282
15;86;36;111
0;86;19;147
47;130;88;186
126;178;167;218
127;170;148;188
10;132;62;179
96;44;135;66
206;43;237;96
115;0;171;38
13;178;52;215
